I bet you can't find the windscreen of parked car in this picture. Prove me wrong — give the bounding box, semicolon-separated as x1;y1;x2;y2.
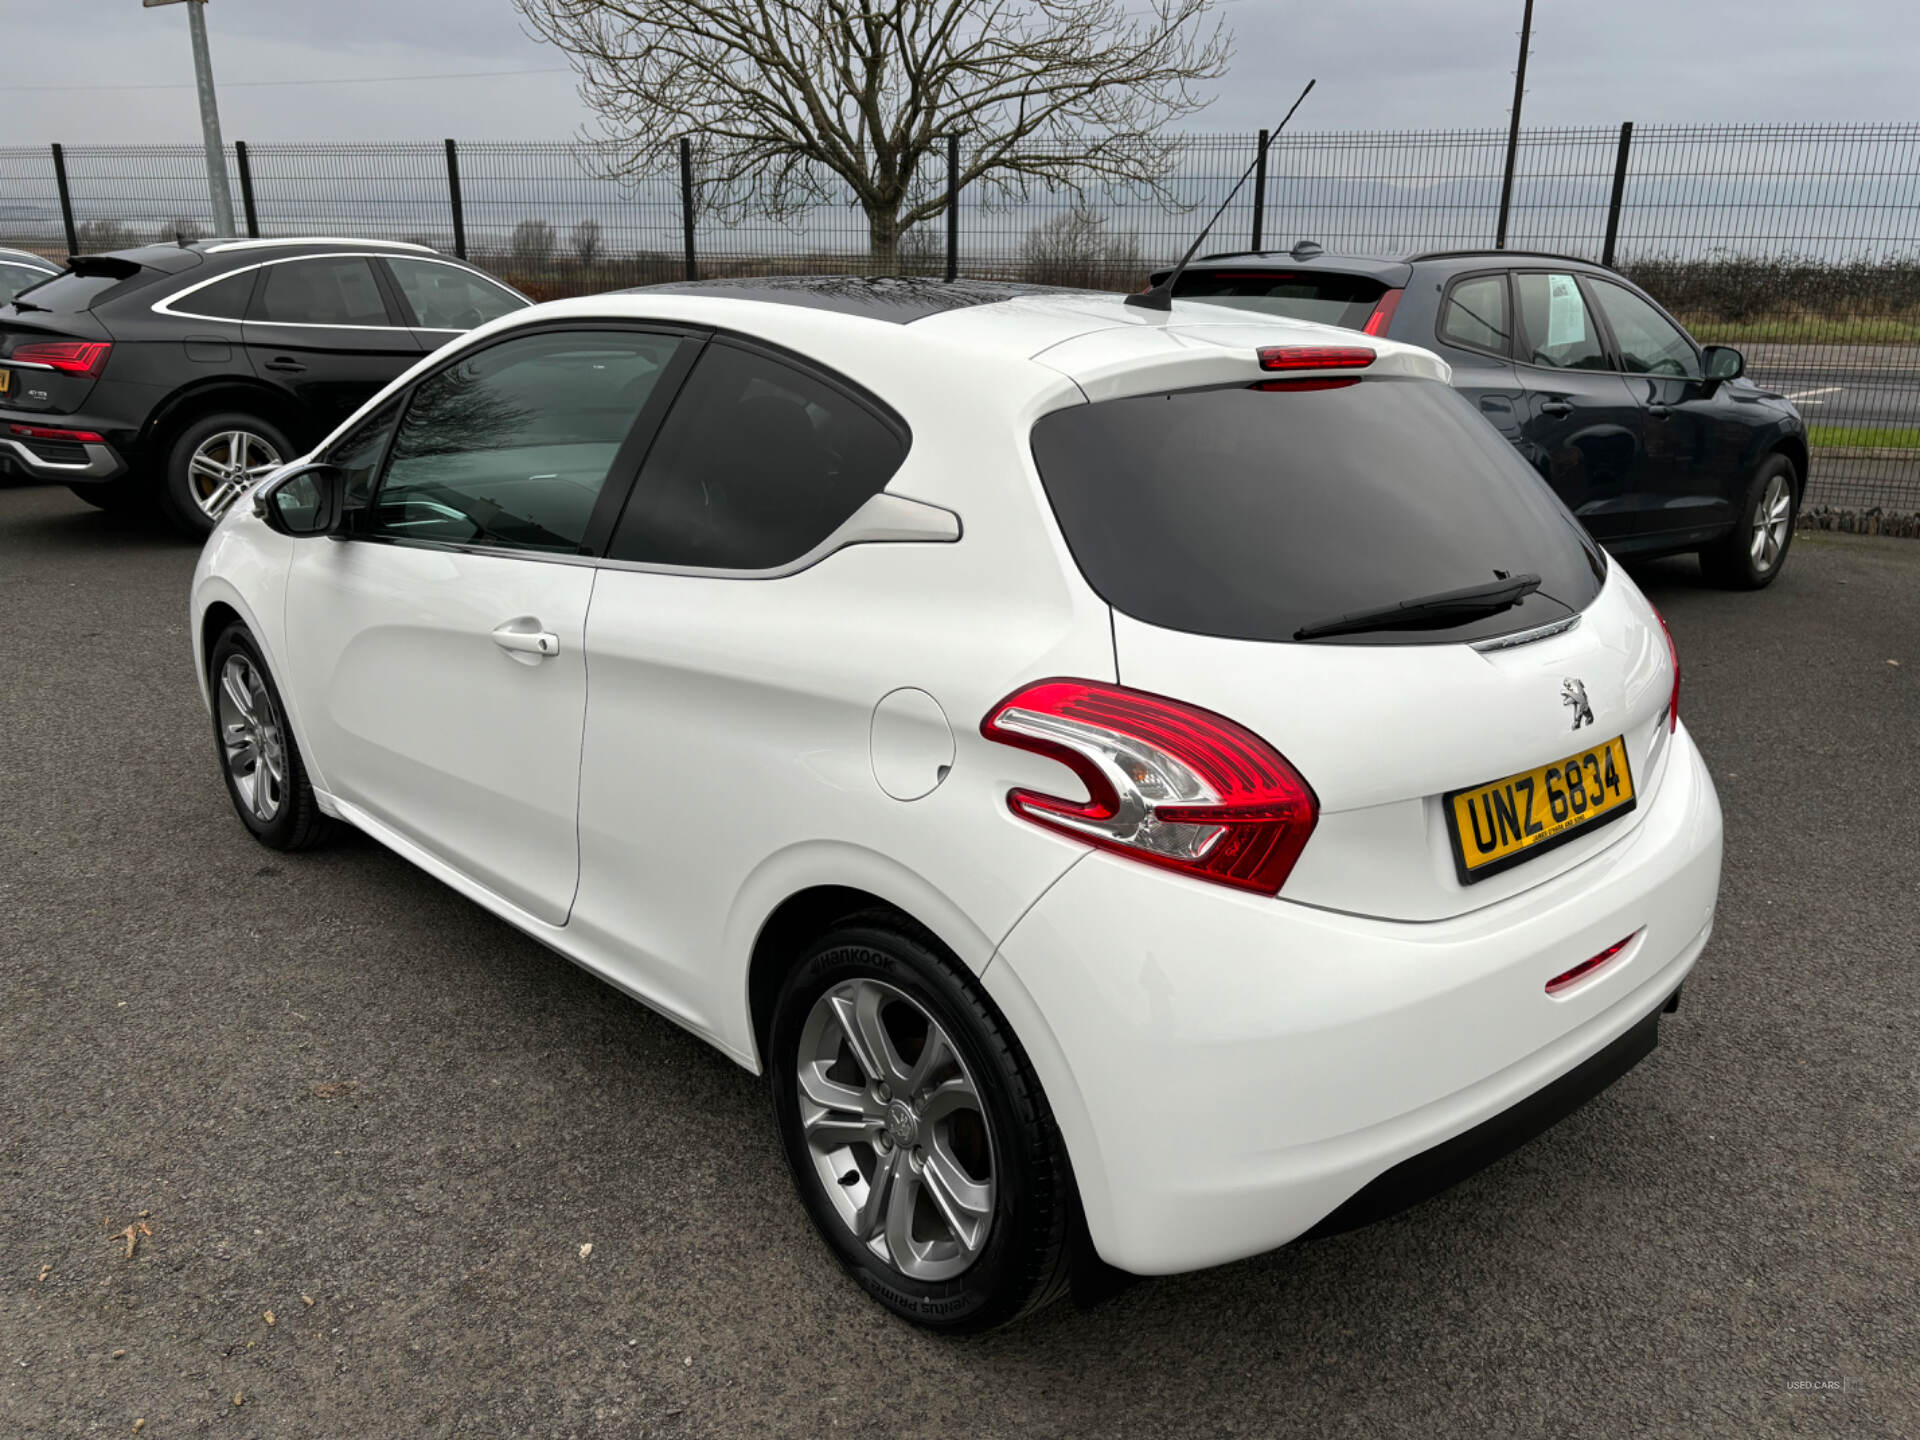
1170;270;1388;328
8;268;137;311
1029;376;1606;645
0;261;56;305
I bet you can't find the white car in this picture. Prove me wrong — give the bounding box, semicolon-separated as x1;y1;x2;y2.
190;277;1723;1332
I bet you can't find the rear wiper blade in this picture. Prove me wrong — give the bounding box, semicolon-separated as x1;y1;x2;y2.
1294;572;1543;641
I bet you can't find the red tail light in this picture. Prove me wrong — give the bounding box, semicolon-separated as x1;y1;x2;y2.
981;679;1319;896
10;340;112;376
1257;344;1374;372
9;423;104;443
1361;287;1405;336
1651;606;1680;732
1546;931;1640;995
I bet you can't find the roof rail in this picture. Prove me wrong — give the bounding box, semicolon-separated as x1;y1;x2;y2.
202;237;438;255
1408;247;1614;269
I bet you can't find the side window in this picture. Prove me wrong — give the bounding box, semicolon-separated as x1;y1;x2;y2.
251;257;391;327
1437;274;1510;355
607;342;907;571
365;328;683;554
176;269;255;320
1513;272;1608;372
325;396;403;511
1588;279;1700;379
386;258;527;331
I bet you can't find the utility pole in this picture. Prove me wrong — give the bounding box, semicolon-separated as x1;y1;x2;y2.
1494;0;1535;250
146;0;236;237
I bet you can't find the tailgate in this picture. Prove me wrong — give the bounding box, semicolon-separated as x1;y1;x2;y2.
1112;566;1677;920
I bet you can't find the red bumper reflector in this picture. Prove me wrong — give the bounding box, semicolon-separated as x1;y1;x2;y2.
1256;344;1375;371
9;423;105;443
1546;931;1640;995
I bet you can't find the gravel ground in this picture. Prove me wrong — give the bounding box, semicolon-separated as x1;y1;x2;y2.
1;483;1914;1439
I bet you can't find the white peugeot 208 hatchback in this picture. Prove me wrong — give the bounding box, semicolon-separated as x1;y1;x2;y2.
191;276;1722;1332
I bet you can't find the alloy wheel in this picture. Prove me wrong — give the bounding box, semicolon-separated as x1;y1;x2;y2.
1750;471;1792;572
189;429;284;522
795;977;996;1282
216;653;285;823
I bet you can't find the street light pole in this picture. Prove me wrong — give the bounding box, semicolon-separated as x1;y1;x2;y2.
148;0;236;236
1494;0;1535;250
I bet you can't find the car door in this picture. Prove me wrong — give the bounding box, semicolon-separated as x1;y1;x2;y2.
242;254;424;433
571;338;918;1031
1427;270;1527;448
380;255;530;355
282;323;696;925
1583;274;1746;542
1509;269;1645;544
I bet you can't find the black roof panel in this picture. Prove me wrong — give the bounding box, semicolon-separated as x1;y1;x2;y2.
634;274;1088;324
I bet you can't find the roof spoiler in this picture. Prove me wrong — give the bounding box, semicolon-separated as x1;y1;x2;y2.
64;255;145;279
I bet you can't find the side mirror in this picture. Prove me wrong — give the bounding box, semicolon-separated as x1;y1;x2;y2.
1702;345;1744;384
251;462;344;536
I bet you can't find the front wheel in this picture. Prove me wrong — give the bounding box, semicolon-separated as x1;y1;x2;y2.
1700;453;1797;589
160;412;293;538
768;920;1075;1332
207;622;332;851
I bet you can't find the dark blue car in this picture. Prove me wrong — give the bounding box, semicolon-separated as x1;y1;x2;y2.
1161;243;1808;589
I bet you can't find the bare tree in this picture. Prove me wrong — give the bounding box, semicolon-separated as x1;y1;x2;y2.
1020;205;1142;290
511;218;558;267
514;0;1231;268
570;217;605;265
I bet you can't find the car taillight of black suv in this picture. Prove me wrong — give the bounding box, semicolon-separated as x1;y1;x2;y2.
0;237;529;536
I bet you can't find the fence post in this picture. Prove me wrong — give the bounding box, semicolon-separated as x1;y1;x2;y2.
1495;0;1535;248
444;138;467;259
945;135;960;282
679;137;698;281
1601;121;1634;269
1251;129;1270;250
50;143;79;256
234;140;260;239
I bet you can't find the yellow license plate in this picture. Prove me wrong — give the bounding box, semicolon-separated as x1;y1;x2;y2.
1446;735;1636;883
0;368;10;395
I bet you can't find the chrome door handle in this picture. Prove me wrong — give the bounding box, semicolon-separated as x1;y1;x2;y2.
1539;400;1573;418
491;620;560;658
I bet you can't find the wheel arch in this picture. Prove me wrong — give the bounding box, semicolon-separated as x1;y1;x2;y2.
141;378;310;461
1770;430;1810;501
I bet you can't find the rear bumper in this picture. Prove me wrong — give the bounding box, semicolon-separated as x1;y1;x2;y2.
982;721;1722;1275
0;434;125;479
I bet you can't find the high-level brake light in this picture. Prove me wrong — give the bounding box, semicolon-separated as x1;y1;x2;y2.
1256;345;1374;371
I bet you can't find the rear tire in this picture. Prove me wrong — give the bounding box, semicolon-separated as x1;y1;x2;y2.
207;622;333;851
159;412;293;539
1700;453;1797;589
768;918;1076;1332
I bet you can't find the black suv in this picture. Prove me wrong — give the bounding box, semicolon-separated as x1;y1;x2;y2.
0;238;528;535
1160;244;1810;588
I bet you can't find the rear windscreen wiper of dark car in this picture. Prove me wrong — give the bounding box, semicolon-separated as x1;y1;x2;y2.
1293;572;1543;641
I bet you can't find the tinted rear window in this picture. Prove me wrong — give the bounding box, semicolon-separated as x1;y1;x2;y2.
1171;270;1388;329
1029;377;1604;645
10;270;134;311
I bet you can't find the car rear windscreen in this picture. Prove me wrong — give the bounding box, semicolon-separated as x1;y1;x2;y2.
10;269;139;311
1170;271;1388;328
1029;377;1606;646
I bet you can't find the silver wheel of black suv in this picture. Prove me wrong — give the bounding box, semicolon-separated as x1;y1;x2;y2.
1701;453;1798;589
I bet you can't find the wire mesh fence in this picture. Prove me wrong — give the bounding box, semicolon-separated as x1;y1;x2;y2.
4;124;1919;519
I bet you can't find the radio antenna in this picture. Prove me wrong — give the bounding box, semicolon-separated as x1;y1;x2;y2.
1126;78;1316;312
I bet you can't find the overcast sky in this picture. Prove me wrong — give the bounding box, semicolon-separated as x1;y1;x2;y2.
6;0;1918;145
